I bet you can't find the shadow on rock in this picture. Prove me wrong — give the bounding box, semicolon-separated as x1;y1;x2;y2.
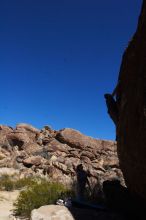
102;180;146;220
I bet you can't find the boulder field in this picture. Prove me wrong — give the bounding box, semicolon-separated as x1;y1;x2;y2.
0;123;124;191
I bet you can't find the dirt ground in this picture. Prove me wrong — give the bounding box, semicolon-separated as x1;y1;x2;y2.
0;190;19;220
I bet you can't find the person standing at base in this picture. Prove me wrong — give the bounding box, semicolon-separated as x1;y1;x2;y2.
76;164;90;201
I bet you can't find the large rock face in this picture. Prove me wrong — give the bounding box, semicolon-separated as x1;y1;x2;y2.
116;0;146;199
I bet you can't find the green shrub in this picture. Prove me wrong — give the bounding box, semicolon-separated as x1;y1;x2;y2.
13;177;36;189
13;180;71;218
0;174;37;191
0;174;14;191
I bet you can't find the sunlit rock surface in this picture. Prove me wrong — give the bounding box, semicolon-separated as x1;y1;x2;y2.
0;124;124;190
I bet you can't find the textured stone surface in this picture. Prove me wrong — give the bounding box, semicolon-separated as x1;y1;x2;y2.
23;143;42;155
23;156;43;166
31;205;74;220
116;0;146;198
16;123;40;134
56;128;102;149
0;125;13;151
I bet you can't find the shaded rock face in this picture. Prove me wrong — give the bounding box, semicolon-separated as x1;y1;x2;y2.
116;1;146;199
0;124;124;191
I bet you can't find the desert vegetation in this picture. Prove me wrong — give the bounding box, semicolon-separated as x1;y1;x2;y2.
0;174;36;191
13;179;72;218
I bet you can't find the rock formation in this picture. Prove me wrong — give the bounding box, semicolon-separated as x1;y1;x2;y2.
0;123;124;192
115;0;146;199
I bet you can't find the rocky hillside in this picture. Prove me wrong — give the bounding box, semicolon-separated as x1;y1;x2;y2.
116;0;146;199
0;123;124;190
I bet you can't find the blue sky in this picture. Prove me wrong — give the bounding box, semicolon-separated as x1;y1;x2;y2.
0;0;142;140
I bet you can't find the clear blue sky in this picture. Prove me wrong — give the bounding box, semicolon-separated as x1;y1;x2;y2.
0;0;142;140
